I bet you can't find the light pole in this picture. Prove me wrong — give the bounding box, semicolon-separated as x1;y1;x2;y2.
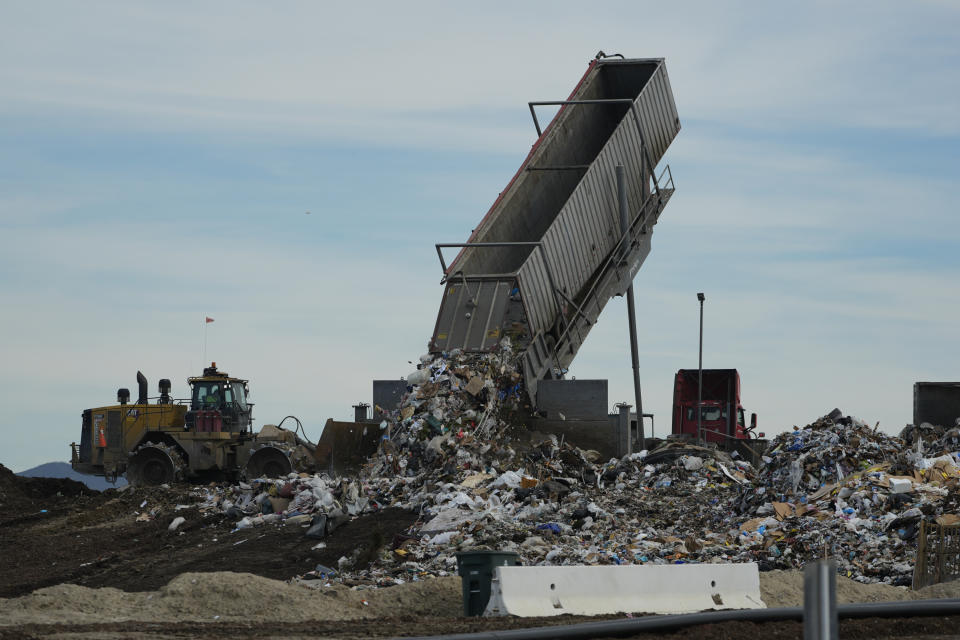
697;292;705;444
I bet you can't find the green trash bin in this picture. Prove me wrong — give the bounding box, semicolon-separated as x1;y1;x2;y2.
455;550;521;616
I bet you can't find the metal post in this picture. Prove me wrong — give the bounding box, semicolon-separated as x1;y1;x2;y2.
804;560;838;640
914;520;927;589
617;165;644;450
616;402;632;458
697;293;705;444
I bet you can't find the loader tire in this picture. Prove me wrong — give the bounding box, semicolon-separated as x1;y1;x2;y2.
127;445;182;486
246;446;293;480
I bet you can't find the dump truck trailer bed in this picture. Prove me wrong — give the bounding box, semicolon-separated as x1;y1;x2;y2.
430;57;680;402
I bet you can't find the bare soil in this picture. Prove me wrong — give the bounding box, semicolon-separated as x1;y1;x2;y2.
0;465;418;597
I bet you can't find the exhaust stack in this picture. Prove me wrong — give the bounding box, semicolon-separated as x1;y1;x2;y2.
353;403;370;422
136;371;148;405
158;378;172;405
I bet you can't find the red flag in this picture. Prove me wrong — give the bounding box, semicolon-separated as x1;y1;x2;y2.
205;317;214;323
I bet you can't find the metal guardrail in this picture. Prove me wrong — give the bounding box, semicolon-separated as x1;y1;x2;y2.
914;521;960;588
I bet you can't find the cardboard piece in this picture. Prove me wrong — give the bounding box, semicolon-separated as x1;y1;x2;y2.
269;497;291;513
460;473;493;489
808;482;838;502
772;502;794;520
465;376;485;396
740;517;766;532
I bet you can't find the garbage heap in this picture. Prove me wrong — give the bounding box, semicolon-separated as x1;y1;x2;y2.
755;410;904;496
900;420;960;458
349;413;960;588
363;338;529;482
737;412;960;585
193;345;960;588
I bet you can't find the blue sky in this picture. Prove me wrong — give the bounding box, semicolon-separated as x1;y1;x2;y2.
1;1;958;472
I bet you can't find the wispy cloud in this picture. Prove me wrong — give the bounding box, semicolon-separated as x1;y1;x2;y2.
2;2;957;149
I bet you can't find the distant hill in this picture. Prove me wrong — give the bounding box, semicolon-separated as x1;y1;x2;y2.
17;462;127;491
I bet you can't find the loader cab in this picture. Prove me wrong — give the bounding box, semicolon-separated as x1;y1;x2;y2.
185;363;253;433
191;380;248;411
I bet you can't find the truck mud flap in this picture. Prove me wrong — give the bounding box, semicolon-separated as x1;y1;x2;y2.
484;563;765;617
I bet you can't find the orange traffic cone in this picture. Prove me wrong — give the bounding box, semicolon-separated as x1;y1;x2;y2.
98;426;107;448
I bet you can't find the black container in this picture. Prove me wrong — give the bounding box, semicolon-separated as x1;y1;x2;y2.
455;550;522;616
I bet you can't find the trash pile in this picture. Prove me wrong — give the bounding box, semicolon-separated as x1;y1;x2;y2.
366;338;529;481
754;410;904;496
900;420;960;458
732;411;960;584
181;346;960;589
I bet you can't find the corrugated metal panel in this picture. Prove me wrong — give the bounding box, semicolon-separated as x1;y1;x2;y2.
431;58;680;364
432;282;465;351
637;67;680;164
515;61;678;343
517;249;557;337
553;191;671;370
432;279;516;351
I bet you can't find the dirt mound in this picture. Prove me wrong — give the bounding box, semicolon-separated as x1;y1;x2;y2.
760;570;910;606
0;572;462;625
759;570;960;607
13;475;90;500
3;568;960;628
0;463;98;517
0;465;20;505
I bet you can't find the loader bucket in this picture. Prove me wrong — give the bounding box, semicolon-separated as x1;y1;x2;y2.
314;419;382;477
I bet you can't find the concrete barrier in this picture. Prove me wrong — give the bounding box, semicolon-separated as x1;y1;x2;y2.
484;563;765;617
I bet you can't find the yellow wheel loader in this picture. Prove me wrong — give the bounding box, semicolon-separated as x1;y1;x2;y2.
71;363;319;486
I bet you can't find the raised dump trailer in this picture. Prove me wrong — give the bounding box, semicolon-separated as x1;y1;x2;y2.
430;57;680;402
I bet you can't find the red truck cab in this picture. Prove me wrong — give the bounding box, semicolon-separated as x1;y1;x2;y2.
672;369;758;442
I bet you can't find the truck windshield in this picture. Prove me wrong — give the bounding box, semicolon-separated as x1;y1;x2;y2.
686;406;726;421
